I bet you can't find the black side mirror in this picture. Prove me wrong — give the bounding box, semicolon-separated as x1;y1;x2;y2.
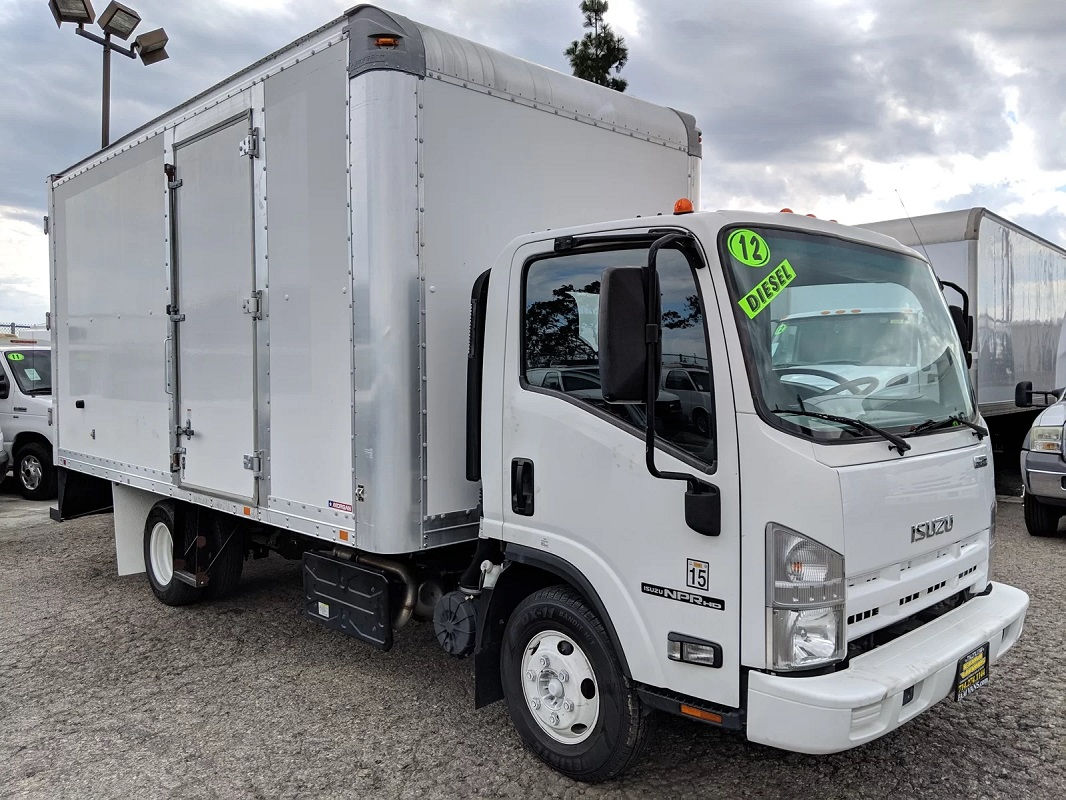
598;266;656;403
685;482;721;537
0;372;8;400
948;304;974;368
1016;380;1033;408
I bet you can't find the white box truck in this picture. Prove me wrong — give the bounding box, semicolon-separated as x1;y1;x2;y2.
49;6;1028;783
862;208;1066;416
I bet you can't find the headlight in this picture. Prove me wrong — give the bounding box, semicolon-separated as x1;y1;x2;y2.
767;524;845;671
1030;425;1063;453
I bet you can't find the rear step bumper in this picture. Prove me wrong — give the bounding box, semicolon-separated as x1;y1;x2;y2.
745;581;1029;753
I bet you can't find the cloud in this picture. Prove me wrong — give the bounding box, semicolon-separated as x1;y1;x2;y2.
1;0;1065;324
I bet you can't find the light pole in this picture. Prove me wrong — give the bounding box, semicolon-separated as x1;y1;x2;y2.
49;1;170;149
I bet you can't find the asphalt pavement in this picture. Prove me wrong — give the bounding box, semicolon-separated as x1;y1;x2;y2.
0;481;1063;799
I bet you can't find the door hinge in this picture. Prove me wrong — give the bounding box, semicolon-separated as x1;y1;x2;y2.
43;215;49;235
171;447;186;473
166;303;185;323
242;290;263;320
164;162;182;190
243;452;263;476
239;128;260;158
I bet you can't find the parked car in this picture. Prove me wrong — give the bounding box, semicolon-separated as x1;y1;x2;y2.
1015;381;1066;536
662;365;713;435
0;342;55;499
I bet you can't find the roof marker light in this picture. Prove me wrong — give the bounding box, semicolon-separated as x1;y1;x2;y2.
373;35;400;47
673;197;694;215
780;208;793;213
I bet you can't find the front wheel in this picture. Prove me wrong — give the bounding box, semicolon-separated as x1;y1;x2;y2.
500;585;650;783
16;443;56;500
1024;492;1061;537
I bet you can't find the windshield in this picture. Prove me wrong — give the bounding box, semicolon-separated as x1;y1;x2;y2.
4;350;52;395
722;226;974;441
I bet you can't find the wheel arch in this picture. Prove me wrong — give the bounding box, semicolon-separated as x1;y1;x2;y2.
474;543;632;708
12;431;51;458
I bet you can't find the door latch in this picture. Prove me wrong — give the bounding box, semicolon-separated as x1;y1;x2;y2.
166;304;185;323
164;163;182;189
176;418;194;438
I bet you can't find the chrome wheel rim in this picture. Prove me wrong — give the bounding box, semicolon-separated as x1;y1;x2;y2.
19;455;42;491
149;522;174;586
520;629;599;744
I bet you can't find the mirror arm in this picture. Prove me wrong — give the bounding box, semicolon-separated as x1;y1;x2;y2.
643;233;702;491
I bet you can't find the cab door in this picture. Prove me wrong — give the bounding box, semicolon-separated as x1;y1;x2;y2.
498;234;742;707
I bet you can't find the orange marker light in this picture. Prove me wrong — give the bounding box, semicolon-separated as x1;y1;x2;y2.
338;530;349;542
780;208;793;213
673;197;694;215
680;705;723;724
242;506;251;516
373;35;400;47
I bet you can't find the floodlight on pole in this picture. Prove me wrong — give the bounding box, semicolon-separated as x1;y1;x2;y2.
48;1;170;149
49;0;95;27
98;1;140;40
135;28;169;66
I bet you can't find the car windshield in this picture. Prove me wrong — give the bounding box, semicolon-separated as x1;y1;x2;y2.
4;350;51;395
722;226;974;441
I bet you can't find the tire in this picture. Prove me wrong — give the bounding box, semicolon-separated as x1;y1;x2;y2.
143;502;202;606
692;408;710;437
500;585;650;783
204;513;244;599
1024;492;1061;537
15;442;56;501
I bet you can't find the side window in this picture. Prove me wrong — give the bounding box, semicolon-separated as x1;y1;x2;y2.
523;245;716;468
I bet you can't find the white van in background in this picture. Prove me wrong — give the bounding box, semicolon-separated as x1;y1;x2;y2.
0;342;55;499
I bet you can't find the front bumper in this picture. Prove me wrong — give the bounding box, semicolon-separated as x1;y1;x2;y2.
1021;449;1066;502
746;582;1028;754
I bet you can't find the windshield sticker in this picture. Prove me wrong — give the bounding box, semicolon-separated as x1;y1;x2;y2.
738;259;796;319
727;229;771;267
24;368;41;381
774;323;787;335
6;352;24;361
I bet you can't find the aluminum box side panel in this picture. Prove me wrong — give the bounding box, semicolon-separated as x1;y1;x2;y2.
419;76;693;516
52;138;172;478
264;45;355;523
349;71;422;554
976;215;1066;413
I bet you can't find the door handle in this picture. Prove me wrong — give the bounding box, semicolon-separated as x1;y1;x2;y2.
511;458;535;516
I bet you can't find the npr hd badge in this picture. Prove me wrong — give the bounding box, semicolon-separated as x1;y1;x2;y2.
642;582;724;611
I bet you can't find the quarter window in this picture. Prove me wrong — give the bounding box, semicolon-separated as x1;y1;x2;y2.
523;245;716;467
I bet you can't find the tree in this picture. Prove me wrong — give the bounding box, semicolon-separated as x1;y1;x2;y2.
565;1;628;92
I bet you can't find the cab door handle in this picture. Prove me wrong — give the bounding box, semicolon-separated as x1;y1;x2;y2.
511;458;534;516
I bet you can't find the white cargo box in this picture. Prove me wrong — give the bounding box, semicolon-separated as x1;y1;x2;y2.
49;5;700;554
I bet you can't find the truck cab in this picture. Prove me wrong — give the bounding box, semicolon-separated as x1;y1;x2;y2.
0;343;55;499
471;210;1028;776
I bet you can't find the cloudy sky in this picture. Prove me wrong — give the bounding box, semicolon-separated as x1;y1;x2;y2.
2;0;1065;322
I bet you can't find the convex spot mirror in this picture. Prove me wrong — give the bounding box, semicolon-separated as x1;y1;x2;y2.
598;265;659;403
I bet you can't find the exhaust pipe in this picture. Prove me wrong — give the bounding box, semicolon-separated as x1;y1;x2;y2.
332;547;418;629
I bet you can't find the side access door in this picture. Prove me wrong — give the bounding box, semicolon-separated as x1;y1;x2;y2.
170;112;260;501
498;233;742;708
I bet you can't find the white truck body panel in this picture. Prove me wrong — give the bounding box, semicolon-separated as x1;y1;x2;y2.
862;208;1066;415
49;7;698;555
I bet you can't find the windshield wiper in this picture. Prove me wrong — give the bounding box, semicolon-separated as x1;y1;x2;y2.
909;413;988;440
775;408;911;455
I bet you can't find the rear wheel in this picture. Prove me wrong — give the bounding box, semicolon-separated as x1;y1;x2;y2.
692;407;710;437
500;585;650;783
144;503;202;606
1024;492;1061;537
15;442;56;501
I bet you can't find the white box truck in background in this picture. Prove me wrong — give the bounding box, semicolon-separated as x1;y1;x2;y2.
862;208;1066;416
49;6;1027;782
